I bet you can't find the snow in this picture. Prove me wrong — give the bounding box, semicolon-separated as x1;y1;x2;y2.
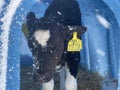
68;26;74;31
95;9;99;12
0;0;22;90
96;49;106;57
45;3;49;5
27;72;32;75
57;11;62;15
97;59;101;63
0;0;5;13
96;14;111;29
36;0;41;3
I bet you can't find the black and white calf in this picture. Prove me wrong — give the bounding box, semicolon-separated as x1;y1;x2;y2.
26;0;87;90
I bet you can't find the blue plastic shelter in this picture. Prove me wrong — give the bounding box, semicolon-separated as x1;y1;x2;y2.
0;0;120;90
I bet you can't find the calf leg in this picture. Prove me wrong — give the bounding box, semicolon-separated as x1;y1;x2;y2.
65;66;77;90
42;78;54;90
65;52;80;90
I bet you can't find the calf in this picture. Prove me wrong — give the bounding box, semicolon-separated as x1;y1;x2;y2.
26;0;87;90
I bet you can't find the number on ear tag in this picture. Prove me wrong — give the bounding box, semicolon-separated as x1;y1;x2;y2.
67;32;82;52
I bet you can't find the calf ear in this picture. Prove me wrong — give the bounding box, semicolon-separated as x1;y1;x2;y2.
22;12;36;38
75;26;87;36
63;25;87;39
26;12;36;22
26;12;37;32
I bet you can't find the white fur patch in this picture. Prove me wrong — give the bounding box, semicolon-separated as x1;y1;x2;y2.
65;66;77;90
34;30;50;47
42;78;54;90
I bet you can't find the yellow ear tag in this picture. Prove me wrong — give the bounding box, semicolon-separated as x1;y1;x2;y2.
67;32;82;52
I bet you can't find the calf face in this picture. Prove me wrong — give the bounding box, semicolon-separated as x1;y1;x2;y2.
27;24;64;82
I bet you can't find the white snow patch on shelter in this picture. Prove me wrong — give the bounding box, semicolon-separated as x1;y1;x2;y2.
96;14;111;29
36;0;41;3
0;0;5;13
0;0;22;90
96;49;106;57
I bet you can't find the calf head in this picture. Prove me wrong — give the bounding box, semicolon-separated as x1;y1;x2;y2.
26;12;87;83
